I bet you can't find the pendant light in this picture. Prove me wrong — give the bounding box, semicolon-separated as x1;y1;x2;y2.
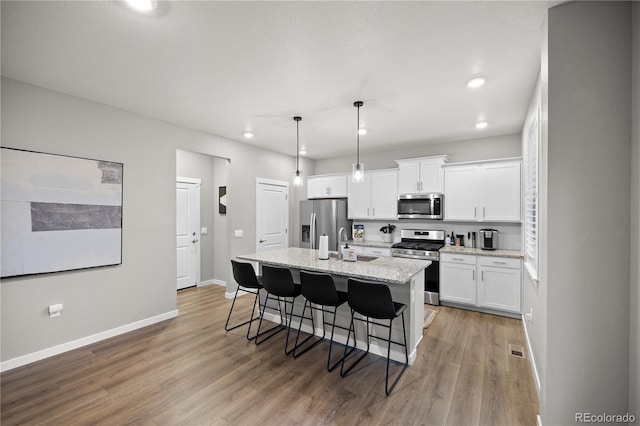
352;101;365;183
292;116;303;187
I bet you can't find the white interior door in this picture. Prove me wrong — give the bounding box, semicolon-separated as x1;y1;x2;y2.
256;179;289;253
176;180;200;290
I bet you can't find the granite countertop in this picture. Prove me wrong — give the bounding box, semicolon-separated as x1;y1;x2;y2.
237;247;430;285
347;240;395;249
439;245;523;259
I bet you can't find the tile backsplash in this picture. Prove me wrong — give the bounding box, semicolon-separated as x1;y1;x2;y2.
353;220;522;251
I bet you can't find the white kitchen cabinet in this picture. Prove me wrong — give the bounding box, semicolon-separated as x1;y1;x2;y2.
477;256;522;313
443;159;521;222
307;174;348;199
440;257;477;305
440;253;522;315
442;165;478;220
347;169;397;220
396;155;448;194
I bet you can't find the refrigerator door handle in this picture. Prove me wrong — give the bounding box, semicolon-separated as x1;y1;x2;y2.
310;213;316;249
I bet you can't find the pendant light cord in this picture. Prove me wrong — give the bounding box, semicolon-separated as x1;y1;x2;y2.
356;104;360;165
294;116;301;173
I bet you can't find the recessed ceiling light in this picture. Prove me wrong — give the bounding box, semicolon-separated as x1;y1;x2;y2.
125;0;157;12
467;77;486;88
299;149;307;155
475;121;488;129
357;127;367;135
243;132;253;138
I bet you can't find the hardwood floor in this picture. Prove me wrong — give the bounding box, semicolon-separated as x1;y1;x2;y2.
1;285;539;425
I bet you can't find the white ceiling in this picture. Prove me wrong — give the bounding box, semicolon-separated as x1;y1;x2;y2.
1;1;558;160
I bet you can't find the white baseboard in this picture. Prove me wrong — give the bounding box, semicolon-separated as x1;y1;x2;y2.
521;314;542;395
0;309;179;372
199;279;226;288
225;289;249;299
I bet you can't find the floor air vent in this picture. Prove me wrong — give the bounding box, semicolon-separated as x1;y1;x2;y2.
508;344;525;358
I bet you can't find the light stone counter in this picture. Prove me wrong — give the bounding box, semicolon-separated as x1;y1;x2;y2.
238;247;429;285
439;245;523;259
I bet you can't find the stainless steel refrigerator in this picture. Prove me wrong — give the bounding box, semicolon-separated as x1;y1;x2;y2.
300;199;352;251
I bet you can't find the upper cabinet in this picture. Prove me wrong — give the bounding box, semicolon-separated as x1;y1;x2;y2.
396;155;448;194
307;174;348;199
444;159;521;222
347;169;398;220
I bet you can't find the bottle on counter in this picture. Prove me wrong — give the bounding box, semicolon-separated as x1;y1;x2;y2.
450;232;455;245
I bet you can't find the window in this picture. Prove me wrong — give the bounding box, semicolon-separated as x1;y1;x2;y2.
525;108;539;282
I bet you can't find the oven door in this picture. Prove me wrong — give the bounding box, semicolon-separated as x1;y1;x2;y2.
425;260;440;305
397;194;443;219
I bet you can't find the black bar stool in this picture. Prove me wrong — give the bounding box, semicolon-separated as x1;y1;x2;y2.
293;270;356;371
340;278;409;396
226;260;280;341
257;265;315;355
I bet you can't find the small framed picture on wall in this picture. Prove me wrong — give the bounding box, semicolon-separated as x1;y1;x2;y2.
219;186;227;215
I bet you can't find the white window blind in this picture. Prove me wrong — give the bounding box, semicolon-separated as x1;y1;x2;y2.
525;109;539;280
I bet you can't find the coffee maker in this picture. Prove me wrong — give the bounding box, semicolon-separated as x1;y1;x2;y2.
479;228;498;250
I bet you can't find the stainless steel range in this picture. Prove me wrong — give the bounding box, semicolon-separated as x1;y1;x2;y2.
391;229;445;305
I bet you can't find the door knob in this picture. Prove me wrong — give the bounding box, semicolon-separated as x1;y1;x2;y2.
192;239;199;243
259;239;266;243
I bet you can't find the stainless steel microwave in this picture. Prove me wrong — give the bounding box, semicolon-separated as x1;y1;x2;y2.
397;193;443;219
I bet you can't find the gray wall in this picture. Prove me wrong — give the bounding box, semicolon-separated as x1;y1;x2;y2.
314;133;521;175
543;2;632;423
0;77;306;363
631;1;640;415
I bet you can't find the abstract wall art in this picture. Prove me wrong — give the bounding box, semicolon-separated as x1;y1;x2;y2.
1;148;123;277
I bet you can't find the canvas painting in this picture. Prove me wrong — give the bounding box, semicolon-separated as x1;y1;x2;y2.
1;148;123;278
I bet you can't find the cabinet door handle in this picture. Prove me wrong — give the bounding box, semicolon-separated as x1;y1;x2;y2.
452;257;464;261
483;207;486;218
481;270;484;281
473;270;475;280
367;208;370;216
372;208;375;217
493;261;507;265
474;207;477;218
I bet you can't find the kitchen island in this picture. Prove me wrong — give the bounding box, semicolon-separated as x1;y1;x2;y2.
237;247;430;364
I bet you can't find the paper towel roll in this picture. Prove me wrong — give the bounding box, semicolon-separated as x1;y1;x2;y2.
318;235;329;260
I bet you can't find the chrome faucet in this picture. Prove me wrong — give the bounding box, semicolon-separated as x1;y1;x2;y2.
337;227;348;260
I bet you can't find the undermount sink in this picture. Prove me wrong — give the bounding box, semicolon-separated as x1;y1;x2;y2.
327;252;378;262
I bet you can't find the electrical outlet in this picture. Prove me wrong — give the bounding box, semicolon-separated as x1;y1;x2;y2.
49;303;63;318
201;227;208;235
234;229;243;238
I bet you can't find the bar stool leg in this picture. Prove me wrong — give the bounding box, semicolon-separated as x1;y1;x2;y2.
285;297;316;356
254;293;286;345
340;311;369;377
293;301;326;358
384;311;408;396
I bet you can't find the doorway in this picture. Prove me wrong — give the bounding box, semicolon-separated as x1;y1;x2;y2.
256;178;289;253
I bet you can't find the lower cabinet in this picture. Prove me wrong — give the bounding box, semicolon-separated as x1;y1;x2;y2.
440;253;522;314
440;254;476;305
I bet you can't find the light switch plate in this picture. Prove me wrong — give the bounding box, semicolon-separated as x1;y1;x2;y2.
234;229;243;238
201;227;208;235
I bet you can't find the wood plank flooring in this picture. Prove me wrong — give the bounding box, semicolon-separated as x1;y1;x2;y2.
1;285;539;425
